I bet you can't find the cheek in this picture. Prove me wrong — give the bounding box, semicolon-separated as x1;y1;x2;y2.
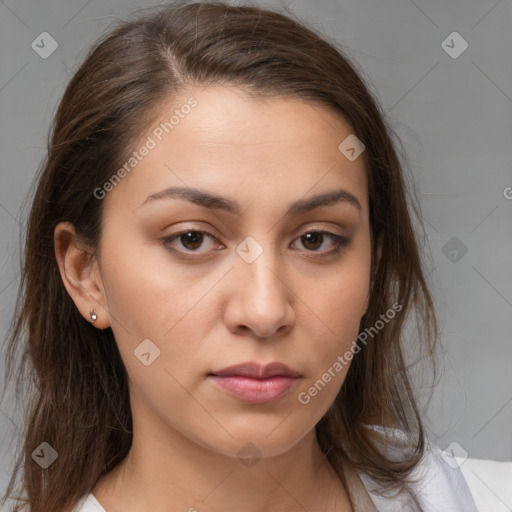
301;286;364;383
98;231;214;385
306;256;370;341
294;253;370;400
98;226;187;335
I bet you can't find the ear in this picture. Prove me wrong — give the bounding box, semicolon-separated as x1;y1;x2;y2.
54;221;111;329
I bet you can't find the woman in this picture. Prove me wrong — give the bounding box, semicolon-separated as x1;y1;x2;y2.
1;2;478;511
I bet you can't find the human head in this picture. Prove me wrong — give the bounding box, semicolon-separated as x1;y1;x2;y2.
2;2;437;511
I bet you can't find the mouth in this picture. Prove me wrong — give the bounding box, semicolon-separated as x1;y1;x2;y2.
208;361;301;404
209;361;301;379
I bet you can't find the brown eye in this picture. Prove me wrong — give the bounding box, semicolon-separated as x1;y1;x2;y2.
292;230;350;256
162;230;220;254
300;232;324;251
161;228;349;260
179;231;204;251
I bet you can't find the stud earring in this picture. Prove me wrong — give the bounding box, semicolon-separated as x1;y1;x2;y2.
90;309;97;323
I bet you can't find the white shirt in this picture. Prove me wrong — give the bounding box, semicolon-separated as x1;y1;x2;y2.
345;443;479;511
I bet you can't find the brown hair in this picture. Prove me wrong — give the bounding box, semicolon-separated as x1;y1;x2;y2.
1;2;438;510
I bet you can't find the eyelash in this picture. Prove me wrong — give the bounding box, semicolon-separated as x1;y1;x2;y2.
160;229;350;260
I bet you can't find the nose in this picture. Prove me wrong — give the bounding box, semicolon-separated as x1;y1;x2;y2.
223;240;295;339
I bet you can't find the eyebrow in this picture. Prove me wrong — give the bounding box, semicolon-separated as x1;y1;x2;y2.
139;186;362;216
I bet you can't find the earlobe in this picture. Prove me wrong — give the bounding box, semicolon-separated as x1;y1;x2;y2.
54;222;110;329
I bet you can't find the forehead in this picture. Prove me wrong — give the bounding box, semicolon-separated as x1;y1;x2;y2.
102;86;368;216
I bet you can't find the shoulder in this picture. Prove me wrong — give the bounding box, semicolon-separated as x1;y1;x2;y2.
72;493;106;512
358;426;479;512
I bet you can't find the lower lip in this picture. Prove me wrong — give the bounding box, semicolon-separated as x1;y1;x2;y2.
208;375;299;403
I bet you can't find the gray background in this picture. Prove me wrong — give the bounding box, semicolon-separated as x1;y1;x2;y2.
1;0;511;500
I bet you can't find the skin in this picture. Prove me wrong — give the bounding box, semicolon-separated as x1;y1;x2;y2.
55;86;372;512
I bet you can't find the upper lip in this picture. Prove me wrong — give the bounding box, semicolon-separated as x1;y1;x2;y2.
210;362;301;379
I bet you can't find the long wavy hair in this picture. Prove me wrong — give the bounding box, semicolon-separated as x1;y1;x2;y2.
1;2;438;511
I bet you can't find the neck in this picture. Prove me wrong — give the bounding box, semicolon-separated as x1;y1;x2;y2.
92;408;352;511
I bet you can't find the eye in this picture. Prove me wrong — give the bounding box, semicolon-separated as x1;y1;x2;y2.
160;228;350;259
161;230;221;254
291;230;350;259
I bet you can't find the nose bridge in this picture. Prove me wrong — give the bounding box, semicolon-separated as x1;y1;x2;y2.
235;233;285;300
230;232;293;335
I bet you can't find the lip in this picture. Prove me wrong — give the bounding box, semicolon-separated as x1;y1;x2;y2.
210;362;301;379
208;362;301;404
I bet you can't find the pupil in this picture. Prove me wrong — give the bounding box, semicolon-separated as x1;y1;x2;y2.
182;231;203;250
304;232;322;250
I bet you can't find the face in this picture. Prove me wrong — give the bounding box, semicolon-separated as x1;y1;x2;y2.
92;86;371;459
